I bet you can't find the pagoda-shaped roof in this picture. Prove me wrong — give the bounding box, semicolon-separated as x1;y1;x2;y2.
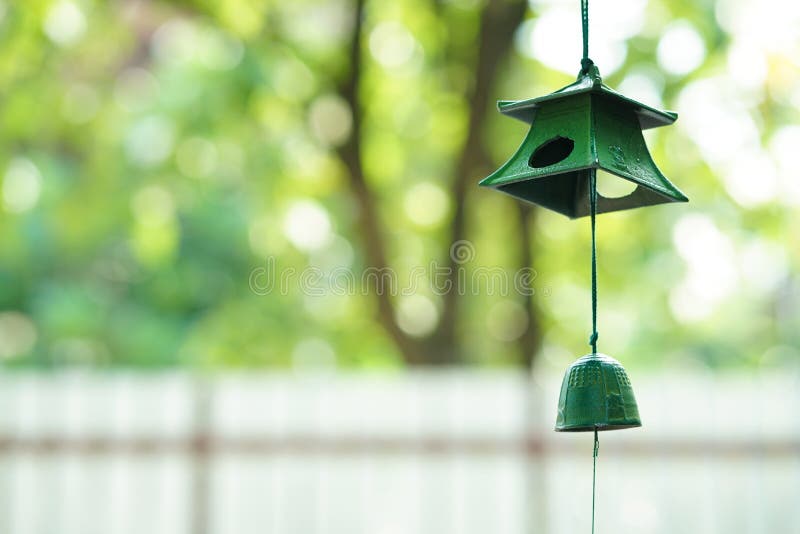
497;70;677;131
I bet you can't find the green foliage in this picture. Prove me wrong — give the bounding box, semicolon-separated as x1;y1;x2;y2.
0;0;797;370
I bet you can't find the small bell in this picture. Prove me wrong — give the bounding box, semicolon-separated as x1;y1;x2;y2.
555;353;641;432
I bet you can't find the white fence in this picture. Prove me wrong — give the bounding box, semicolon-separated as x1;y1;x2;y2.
0;369;799;534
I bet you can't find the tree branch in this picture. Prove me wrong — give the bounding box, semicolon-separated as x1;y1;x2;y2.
515;203;542;368
434;0;528;363
335;0;422;364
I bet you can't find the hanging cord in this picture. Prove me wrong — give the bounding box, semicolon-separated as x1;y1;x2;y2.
589;169;599;353
580;0;594;75
589;172;600;531
584;4;599;533
591;427;599;534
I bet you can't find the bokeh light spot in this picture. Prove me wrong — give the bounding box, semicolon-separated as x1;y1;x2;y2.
403;182;450;228
152;20;197;66
308;95;353;147
43;0;86;46
617;69;665;108
396;295;439;337
657;21;706;76
369;22;417;68
2;158;42;213
124;116;176;167
670;214;738;323
273;56;316;102
523;4;629;76
283;200;333;252
723;150;778;208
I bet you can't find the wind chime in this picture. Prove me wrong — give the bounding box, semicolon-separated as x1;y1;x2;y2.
479;0;688;531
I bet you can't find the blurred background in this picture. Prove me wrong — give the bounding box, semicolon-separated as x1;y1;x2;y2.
0;0;798;532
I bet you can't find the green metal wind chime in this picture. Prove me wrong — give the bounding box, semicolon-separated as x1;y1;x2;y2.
479;0;688;532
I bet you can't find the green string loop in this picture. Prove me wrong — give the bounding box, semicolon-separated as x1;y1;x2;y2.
580;0;592;74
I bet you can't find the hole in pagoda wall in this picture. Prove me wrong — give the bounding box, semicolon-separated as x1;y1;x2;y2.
596;170;638;198
528;136;574;168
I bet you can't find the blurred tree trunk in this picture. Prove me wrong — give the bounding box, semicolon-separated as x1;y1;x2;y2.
337;0;539;366
336;0;425;364
434;0;532;365
516;203;543;369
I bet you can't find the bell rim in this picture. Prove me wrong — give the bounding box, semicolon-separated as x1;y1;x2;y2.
554;422;642;432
